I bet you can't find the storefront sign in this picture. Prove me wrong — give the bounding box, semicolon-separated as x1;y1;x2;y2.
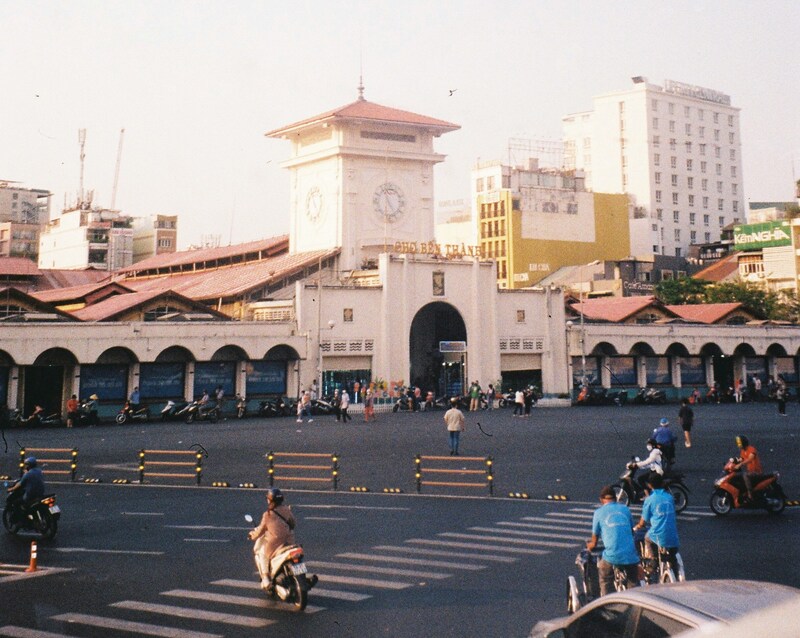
439;341;467;353
733;221;791;250
194;361;236;396
80;364;127;401
393;240;483;259
140;363;185;399
664;79;731;106
245;360;286;396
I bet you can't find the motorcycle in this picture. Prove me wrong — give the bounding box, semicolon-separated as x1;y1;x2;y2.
3;482;61;540
576;387;627;406
160;399;191;421
611;458;689;513
709;457;786;516
634;387;667;405
235;395;247;419
115;401;151;424
184;401;219;423
246;514;317;611
9;408;63;428
392;393;419;412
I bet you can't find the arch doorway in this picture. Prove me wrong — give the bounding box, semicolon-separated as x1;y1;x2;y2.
409;302;467;397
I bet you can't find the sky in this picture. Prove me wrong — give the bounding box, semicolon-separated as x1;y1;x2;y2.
1;0;799;249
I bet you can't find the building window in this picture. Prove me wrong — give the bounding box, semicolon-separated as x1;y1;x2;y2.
653;135;660;147
656;208;663;220
655;190;662;203
673;210;680;223
654;153;660;166
713;112;719;123
652;99;659;111
730;149;736;161
690;230;696;243
704;214;710;225
685;142;692;153
476;178;484;192
675;247;682;257
728;114;734;126
705;232;710;242
686;159;693;172
719;216;725;226
716;163;722;175
674;229;680;241
689;212;696;224
654;172;661;184
699;144;706;155
700;161;707;173
731;184;738;196
669;120;676;132
684;106;691;118
157;238;171;248
730;166;737;178
670;157;677;169
714;129;720;141
688;194;695;206
685;123;692;136
671;174;678;187
715;146;721;158
717;181;723;193
672;192;679;205
698;109;704;120
668;103;675;115
516;310;526;323
687;177;694;189
728;132;735;144
698;126;705;138
652;223;658;232
733;200;739;213
703;198;709;210
652;117;659;129
702;179;708;191
670;138;677;151
718;199;724;211
486;176;495;190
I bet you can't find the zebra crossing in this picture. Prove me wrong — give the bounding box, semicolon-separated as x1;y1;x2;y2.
0;505;706;636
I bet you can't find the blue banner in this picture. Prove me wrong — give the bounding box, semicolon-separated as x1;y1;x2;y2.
194;361;236;397
680;357;706;385
246;361;286;396
80;364;128;401
140;363;185;399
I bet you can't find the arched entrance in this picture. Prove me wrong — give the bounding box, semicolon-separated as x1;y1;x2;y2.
25;348;78;416
409;302;466;397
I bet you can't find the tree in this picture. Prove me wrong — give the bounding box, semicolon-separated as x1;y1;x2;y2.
655;276;711;305
705;281;783;319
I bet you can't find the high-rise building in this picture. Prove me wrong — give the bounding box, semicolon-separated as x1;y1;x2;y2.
563;78;744;258
0;181;51;259
132;214;178;263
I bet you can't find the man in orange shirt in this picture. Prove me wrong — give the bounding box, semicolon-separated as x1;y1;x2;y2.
66;394;79;428
733;435;762;502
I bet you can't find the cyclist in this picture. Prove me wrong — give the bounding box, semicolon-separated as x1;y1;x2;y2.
633;473;681;580
587;485;640;596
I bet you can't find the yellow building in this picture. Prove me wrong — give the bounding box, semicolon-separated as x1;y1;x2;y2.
474;160;631;288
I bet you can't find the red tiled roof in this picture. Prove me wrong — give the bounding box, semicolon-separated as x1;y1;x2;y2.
68;290;228;322
266;99;460;137
121;248;340;301
0;257;41;276
31;281;134;304
569;296;663;322
119;236;289;274
35;268;112;291
693;253;739;283
666;303;749;324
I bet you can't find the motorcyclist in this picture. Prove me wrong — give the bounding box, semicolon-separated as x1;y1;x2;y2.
732;435;762;503
586;485;640;596
630;438;664;496
633;473;680;578
652;417;677;470
249;488;297;592
6;456;46;530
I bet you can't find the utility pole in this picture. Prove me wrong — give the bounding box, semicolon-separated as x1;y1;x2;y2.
111;128;125;210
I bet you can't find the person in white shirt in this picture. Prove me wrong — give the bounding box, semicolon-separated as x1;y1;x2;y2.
631;438;663;494
340;389;351;422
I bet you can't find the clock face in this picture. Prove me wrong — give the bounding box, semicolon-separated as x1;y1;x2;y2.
305;187;324;223
373;182;405;223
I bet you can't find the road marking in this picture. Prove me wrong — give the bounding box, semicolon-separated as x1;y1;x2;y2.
0;627;72;638
306;573;412;589
300;505;409;511
337;552;485;571
543;512;594;520
307;560;450;579
122;512;164;516
111;601;272;627
183;539;230;543
211;578;369;602
166;525;248;531
406;539;548;555
498;521;589;533
523;516;591;526
376;545;517;563
305;516;347;521
50;547;164;556
468;526;587;542
161;588;325;613
0;565;73;583
49;613;222;638
438;532;576;549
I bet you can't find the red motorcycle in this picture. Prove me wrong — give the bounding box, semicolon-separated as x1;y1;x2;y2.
709;457;786;516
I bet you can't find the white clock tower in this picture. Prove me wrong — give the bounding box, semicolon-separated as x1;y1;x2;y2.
266;85;460;271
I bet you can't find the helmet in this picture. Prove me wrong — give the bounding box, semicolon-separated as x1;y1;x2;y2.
23;456;37;469
647;438;658;447
659;418;669;427
266;488;284;505
736;435;749;449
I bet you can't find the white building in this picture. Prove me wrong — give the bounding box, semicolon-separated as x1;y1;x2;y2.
563;77;745;258
132;214;178;263
0;181;51;259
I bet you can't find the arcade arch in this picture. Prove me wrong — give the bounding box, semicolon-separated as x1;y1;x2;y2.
409;302;467;397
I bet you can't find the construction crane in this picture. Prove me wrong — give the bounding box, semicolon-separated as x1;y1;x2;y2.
78;128;86;207
110;128;125;210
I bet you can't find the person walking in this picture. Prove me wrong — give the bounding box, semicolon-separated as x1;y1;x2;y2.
296;391;313;423
486;384;495;410
332;389;341;422
776;380;787;416
444;397;465;455
468;380;482;412
340;389;352;422
66;394;79;428
513;389;525;417
678;398;694;448
364;388;375;422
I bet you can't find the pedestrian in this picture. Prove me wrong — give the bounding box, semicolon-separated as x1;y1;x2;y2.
678;398;694;448
444;397;465;455
486;384;495;410
66;394;79;428
753;376;762;402
129;386;140;411
776;380;787;416
340;389;351;422
296;391;313;423
523;387;534;417
215;385;225;416
364;388;375;422
734;378;743;403
333;389;341;421
310;379;318;401
513;388;524;417
468;380;482;412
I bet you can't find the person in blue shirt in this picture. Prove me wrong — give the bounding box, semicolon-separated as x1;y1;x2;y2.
652;417;677;470
6;456;46;530
587;485;641;596
634;473;681;578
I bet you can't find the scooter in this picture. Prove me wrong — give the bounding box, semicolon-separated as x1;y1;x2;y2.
116;401;151;424
611;458;689;513
160;399;191;421
3;482;61;540
184;401;219;423
9;408;63;428
246;514;317;611
235;396;247;419
635;387;667;405
710;457;786;515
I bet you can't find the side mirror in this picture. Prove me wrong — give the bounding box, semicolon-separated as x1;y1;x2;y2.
634;456;641;463
244;514;253;524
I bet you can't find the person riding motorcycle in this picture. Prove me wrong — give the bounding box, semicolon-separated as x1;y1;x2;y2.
6;456;46;530
732;435;762;503
633;473;681;578
652;417;677;470
249;488;297;592
629;438;664;496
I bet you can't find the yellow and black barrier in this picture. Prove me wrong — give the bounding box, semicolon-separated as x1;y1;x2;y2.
415;454;494;496
266;451;339;490
20;447;78;481
138;448;204;485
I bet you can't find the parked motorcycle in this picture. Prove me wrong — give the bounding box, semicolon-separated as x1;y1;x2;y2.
3;482;60;540
235;395;247;419
9;408;63;428
246;514;316;611
160;399;191;421
115;401;151;424
576;387;627;406
634;387;667;405
710;457;786;516
392;393;419;412
611;458;689;513
184;401;219;423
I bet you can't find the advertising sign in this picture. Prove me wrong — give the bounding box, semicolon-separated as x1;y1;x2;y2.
80;364;128;401
733;221;791;251
194;361;236;397
439;341;467;353
140;363;185;399
245;360;287;396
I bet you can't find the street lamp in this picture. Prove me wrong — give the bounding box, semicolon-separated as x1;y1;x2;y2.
319;320;335;396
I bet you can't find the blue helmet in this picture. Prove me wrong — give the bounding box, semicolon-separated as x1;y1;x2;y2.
23;456;37;469
659;418;669;427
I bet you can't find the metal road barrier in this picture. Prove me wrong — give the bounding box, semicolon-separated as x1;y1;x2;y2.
138;448;204;485
20;447;77;481
266;451;339;490
415;454;494;496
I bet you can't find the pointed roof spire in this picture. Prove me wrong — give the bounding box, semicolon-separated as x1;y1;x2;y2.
357;73;365;101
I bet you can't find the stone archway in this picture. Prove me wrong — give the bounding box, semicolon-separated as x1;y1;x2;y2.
409;302;467;397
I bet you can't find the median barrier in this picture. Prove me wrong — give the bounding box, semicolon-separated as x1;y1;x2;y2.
138;448;204;485
266;451;339;490
19;447;78;481
415;454;494;496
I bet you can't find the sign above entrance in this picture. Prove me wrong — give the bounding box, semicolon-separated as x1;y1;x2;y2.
440;341;467;353
393;240;483;259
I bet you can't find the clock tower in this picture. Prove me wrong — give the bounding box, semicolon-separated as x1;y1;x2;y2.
266;86;460;271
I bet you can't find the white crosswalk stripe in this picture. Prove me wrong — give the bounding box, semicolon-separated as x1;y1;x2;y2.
438;532;576;549
307;560;451;579
373;544;518;563
161;587;325;613
0;627;72;638
110;600;273;627
498;521;589;533
49;613;223;638
337;552;486;570
211;578;370;602
407;538;549;555
467;526;586;542
306;573;413;589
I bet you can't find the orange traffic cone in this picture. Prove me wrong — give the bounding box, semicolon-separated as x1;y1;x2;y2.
25;540;38;572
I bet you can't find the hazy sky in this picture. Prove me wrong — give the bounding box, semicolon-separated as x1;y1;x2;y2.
2;1;798;249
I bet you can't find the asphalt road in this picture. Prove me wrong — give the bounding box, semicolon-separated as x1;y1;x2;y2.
1;401;798;637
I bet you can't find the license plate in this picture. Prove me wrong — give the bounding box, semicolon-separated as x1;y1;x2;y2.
49;505;61;515
289;563;307;575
